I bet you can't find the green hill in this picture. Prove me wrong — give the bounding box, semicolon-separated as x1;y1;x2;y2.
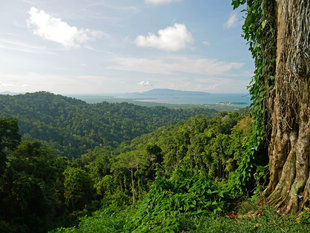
0;92;217;158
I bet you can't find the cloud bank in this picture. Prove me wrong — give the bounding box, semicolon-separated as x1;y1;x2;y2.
109;56;244;76
27;7;100;48
135;23;193;51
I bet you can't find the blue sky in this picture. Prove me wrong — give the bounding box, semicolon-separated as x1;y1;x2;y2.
0;0;253;94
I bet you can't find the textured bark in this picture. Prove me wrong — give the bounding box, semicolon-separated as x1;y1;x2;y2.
264;0;310;213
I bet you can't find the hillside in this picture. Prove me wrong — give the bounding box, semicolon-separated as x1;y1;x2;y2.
0;110;250;233
0;92;217;158
1;109;309;233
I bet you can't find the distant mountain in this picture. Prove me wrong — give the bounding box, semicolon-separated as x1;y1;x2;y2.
140;89;210;96
70;89;250;107
118;89;250;106
0;91;20;95
0;91;217;158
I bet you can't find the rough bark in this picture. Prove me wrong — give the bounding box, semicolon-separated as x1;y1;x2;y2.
263;0;310;213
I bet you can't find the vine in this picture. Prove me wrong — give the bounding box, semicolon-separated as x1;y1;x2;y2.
229;0;277;194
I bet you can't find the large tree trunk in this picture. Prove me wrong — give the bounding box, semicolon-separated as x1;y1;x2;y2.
263;0;310;213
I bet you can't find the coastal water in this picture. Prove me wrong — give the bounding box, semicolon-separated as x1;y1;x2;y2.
74;90;251;108
132;93;251;107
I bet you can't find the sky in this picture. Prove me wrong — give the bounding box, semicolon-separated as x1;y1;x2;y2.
0;0;253;94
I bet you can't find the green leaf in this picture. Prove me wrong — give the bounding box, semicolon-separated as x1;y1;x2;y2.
262;20;268;29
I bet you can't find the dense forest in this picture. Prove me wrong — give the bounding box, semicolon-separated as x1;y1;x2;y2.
0;92;216;158
0;109;254;232
1;107;309;232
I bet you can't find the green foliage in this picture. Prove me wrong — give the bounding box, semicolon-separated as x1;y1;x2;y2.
63;167;94;210
191;207;310;233
0;92;217;158
0;140;68;233
79;112;248;209
0;117;21;151
225;0;277;197
50;205;133;233
127;169;231;232
296;208;310;224
232;0;276;137
1;109;257;232
253;164;269;195
51;204;310;233
0;117;21;173
49;111;252;232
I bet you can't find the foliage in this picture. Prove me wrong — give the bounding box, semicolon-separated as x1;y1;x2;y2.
0;92;217;158
0;117;21;173
0;110;257;232
73;112;249;208
46;111;251;232
127;169;231;232
296;208;310;224
232;0;276;137
51;202;310;233
192;207;310;233
63;167;94;210
0;140;69;233
226;0;277;197
1;0;306;230
50;204;133;233
0;117;21;151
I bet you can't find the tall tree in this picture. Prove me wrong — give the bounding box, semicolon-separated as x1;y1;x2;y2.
263;0;310;213
234;0;309;213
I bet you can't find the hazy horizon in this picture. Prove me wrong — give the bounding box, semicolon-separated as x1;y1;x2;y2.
1;88;250;96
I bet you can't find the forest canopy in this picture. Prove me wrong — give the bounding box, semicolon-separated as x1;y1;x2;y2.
0;92;217;158
0;110;255;233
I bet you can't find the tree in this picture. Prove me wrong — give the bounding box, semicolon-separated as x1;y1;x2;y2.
0;140;64;233
234;0;310;213
63;167;94;210
263;0;310;213
0;118;21;174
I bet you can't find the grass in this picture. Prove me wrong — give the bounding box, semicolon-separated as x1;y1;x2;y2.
50;201;310;233
190;201;310;233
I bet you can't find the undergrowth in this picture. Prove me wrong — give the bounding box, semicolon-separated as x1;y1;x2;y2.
51;170;310;233
51;201;310;233
127;169;231;232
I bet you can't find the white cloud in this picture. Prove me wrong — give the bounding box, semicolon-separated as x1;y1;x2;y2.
145;0;181;5
27;7;100;48
202;41;210;46
0;38;55;54
225;13;238;29
109;56;244;76
138;81;152;87
135;24;193;51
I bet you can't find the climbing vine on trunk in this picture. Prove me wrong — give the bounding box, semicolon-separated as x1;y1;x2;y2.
233;0;310;213
229;0;276;194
